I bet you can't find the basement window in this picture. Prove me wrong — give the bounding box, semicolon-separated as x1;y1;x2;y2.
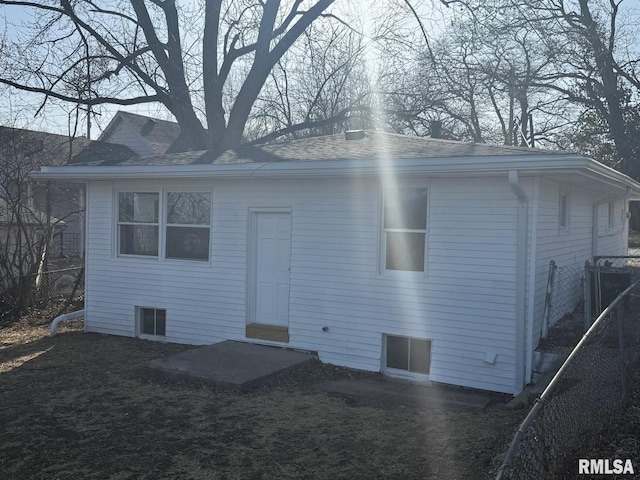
385;335;431;374
139;307;166;337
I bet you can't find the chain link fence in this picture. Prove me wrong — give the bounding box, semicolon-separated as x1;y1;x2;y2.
496;273;640;479
542;261;585;339
24;266;84;307
586;256;640;329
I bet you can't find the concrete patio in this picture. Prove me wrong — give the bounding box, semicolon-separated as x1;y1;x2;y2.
147;340;317;391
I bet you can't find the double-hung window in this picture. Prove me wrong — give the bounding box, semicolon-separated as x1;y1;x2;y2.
117;190;211;261
166;192;211;261
382;187;428;272
118;192;159;256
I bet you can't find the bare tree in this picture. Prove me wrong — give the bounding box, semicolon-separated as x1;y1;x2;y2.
494;1;640;174
246;21;372;142
0;129;58;317
393;1;565;145
0;0;340;150
1;1;469;148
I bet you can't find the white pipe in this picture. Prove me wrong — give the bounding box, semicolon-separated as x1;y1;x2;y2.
50;309;85;336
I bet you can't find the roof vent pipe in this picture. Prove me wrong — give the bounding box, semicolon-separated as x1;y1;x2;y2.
431;121;442;139
344;130;365;141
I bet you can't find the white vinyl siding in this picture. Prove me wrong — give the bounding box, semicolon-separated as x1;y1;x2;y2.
84;176;520;394
530;180;629;355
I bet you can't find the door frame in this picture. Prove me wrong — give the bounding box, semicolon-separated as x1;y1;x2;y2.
246;207;292;331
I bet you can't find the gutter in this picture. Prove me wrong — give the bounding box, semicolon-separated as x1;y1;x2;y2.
31;154;602;181
509;170;529;394
592;187;632;258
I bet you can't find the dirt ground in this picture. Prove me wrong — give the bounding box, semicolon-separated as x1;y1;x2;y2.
0;303;526;480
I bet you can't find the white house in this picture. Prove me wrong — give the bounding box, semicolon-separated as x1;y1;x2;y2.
34;131;640;394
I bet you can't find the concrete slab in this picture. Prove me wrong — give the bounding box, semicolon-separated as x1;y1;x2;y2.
147;340;316;391
319;378;493;410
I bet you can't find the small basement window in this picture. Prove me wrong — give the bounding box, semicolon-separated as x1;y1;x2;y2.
139;307;166;336
385;335;431;374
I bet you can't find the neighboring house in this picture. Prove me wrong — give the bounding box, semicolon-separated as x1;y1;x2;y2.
96;110;185;156
0;126;136;259
34;131;640;394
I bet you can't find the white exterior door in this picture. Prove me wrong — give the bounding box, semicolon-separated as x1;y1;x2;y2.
251;212;291;327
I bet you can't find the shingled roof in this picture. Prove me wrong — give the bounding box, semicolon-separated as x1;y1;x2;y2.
81;131;559;167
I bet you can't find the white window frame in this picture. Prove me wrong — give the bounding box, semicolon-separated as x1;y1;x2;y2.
379;183;429;276
608;200;615;230
164;190;212;262
558;188;570;231
115;188;212;262
116;190;160;258
137;306;167;339
382;334;432;383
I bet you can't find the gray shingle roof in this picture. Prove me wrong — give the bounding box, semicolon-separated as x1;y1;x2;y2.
69;140;137;165
81;131;560;167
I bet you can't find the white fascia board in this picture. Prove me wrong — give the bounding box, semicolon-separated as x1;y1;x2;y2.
30;153;640;194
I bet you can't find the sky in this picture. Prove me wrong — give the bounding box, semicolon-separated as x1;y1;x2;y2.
0;1;472;139
0;2;181;137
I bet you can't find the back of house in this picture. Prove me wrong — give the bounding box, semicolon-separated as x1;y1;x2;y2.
34;131;640;394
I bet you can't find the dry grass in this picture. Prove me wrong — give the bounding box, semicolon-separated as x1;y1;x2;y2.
1;308;525;480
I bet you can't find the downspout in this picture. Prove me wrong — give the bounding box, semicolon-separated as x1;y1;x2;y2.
82;183;88;333
509;170;528;394
50;309;85;336
592;187;631;258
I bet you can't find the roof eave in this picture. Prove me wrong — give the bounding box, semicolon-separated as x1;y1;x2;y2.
30;154;640;196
